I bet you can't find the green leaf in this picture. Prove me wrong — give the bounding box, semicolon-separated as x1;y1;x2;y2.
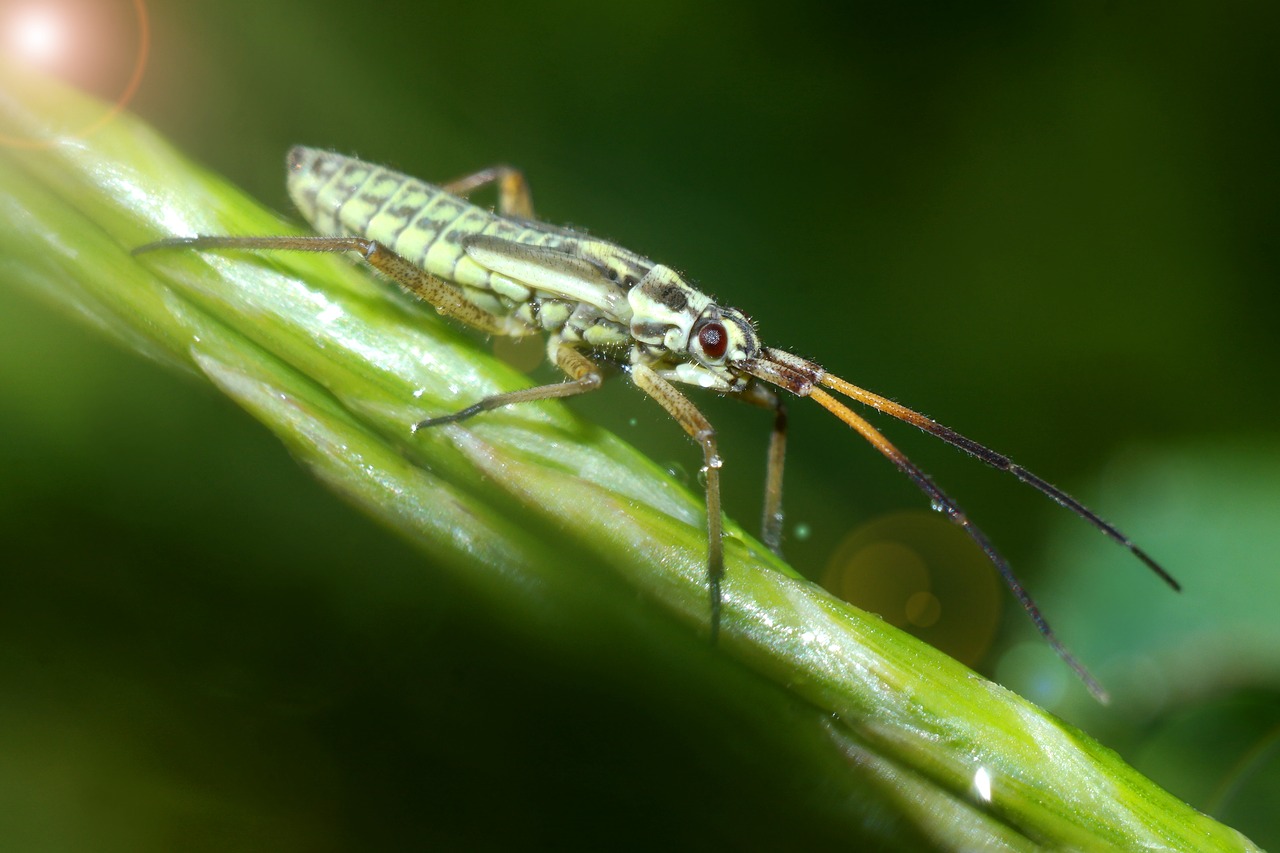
0;65;1259;850
1020;442;1280;712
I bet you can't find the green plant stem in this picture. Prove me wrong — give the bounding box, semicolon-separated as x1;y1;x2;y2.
0;66;1259;850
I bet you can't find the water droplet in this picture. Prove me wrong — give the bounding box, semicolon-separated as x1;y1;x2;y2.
707;454;723;469
973;766;992;802
793;522;812;542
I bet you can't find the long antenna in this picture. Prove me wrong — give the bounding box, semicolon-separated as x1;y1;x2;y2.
816;370;1179;592
806;387;1110;702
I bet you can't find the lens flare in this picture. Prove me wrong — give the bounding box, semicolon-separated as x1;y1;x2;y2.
823;510;1002;666
0;0;150;148
10;9;62;63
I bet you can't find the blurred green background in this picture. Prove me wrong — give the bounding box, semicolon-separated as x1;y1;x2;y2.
2;0;1278;848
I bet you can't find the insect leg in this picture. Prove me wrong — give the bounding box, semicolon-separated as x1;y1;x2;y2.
413;342;603;430
631;364;725;642
735;383;787;556
761;400;788;556
808;386;1108;702
441;166;535;219
132;235;527;337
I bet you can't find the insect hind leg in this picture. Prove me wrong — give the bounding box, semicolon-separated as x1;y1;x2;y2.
133;234;526;337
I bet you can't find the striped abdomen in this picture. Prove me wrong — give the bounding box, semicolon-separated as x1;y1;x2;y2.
285;147;571;299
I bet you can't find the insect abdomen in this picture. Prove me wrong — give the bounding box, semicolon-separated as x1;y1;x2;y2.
287;147;503;288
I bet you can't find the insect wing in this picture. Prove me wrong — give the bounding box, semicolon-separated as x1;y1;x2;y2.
463;235;630;321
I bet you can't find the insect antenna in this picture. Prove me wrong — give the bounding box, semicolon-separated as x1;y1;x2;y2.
816;371;1180;592
741;347;1178;700
805;385;1109;702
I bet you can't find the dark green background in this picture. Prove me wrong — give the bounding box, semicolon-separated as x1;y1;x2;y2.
2;1;1278;848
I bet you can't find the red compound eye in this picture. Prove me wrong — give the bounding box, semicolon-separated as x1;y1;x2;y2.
697;321;728;359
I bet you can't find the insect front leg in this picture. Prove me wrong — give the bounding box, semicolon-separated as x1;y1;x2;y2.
413;340;604;430
735;383;788;557
630;363;726;642
762;402;788;556
441;165;535;219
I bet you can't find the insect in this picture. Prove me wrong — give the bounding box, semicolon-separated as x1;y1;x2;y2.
135;147;1179;700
